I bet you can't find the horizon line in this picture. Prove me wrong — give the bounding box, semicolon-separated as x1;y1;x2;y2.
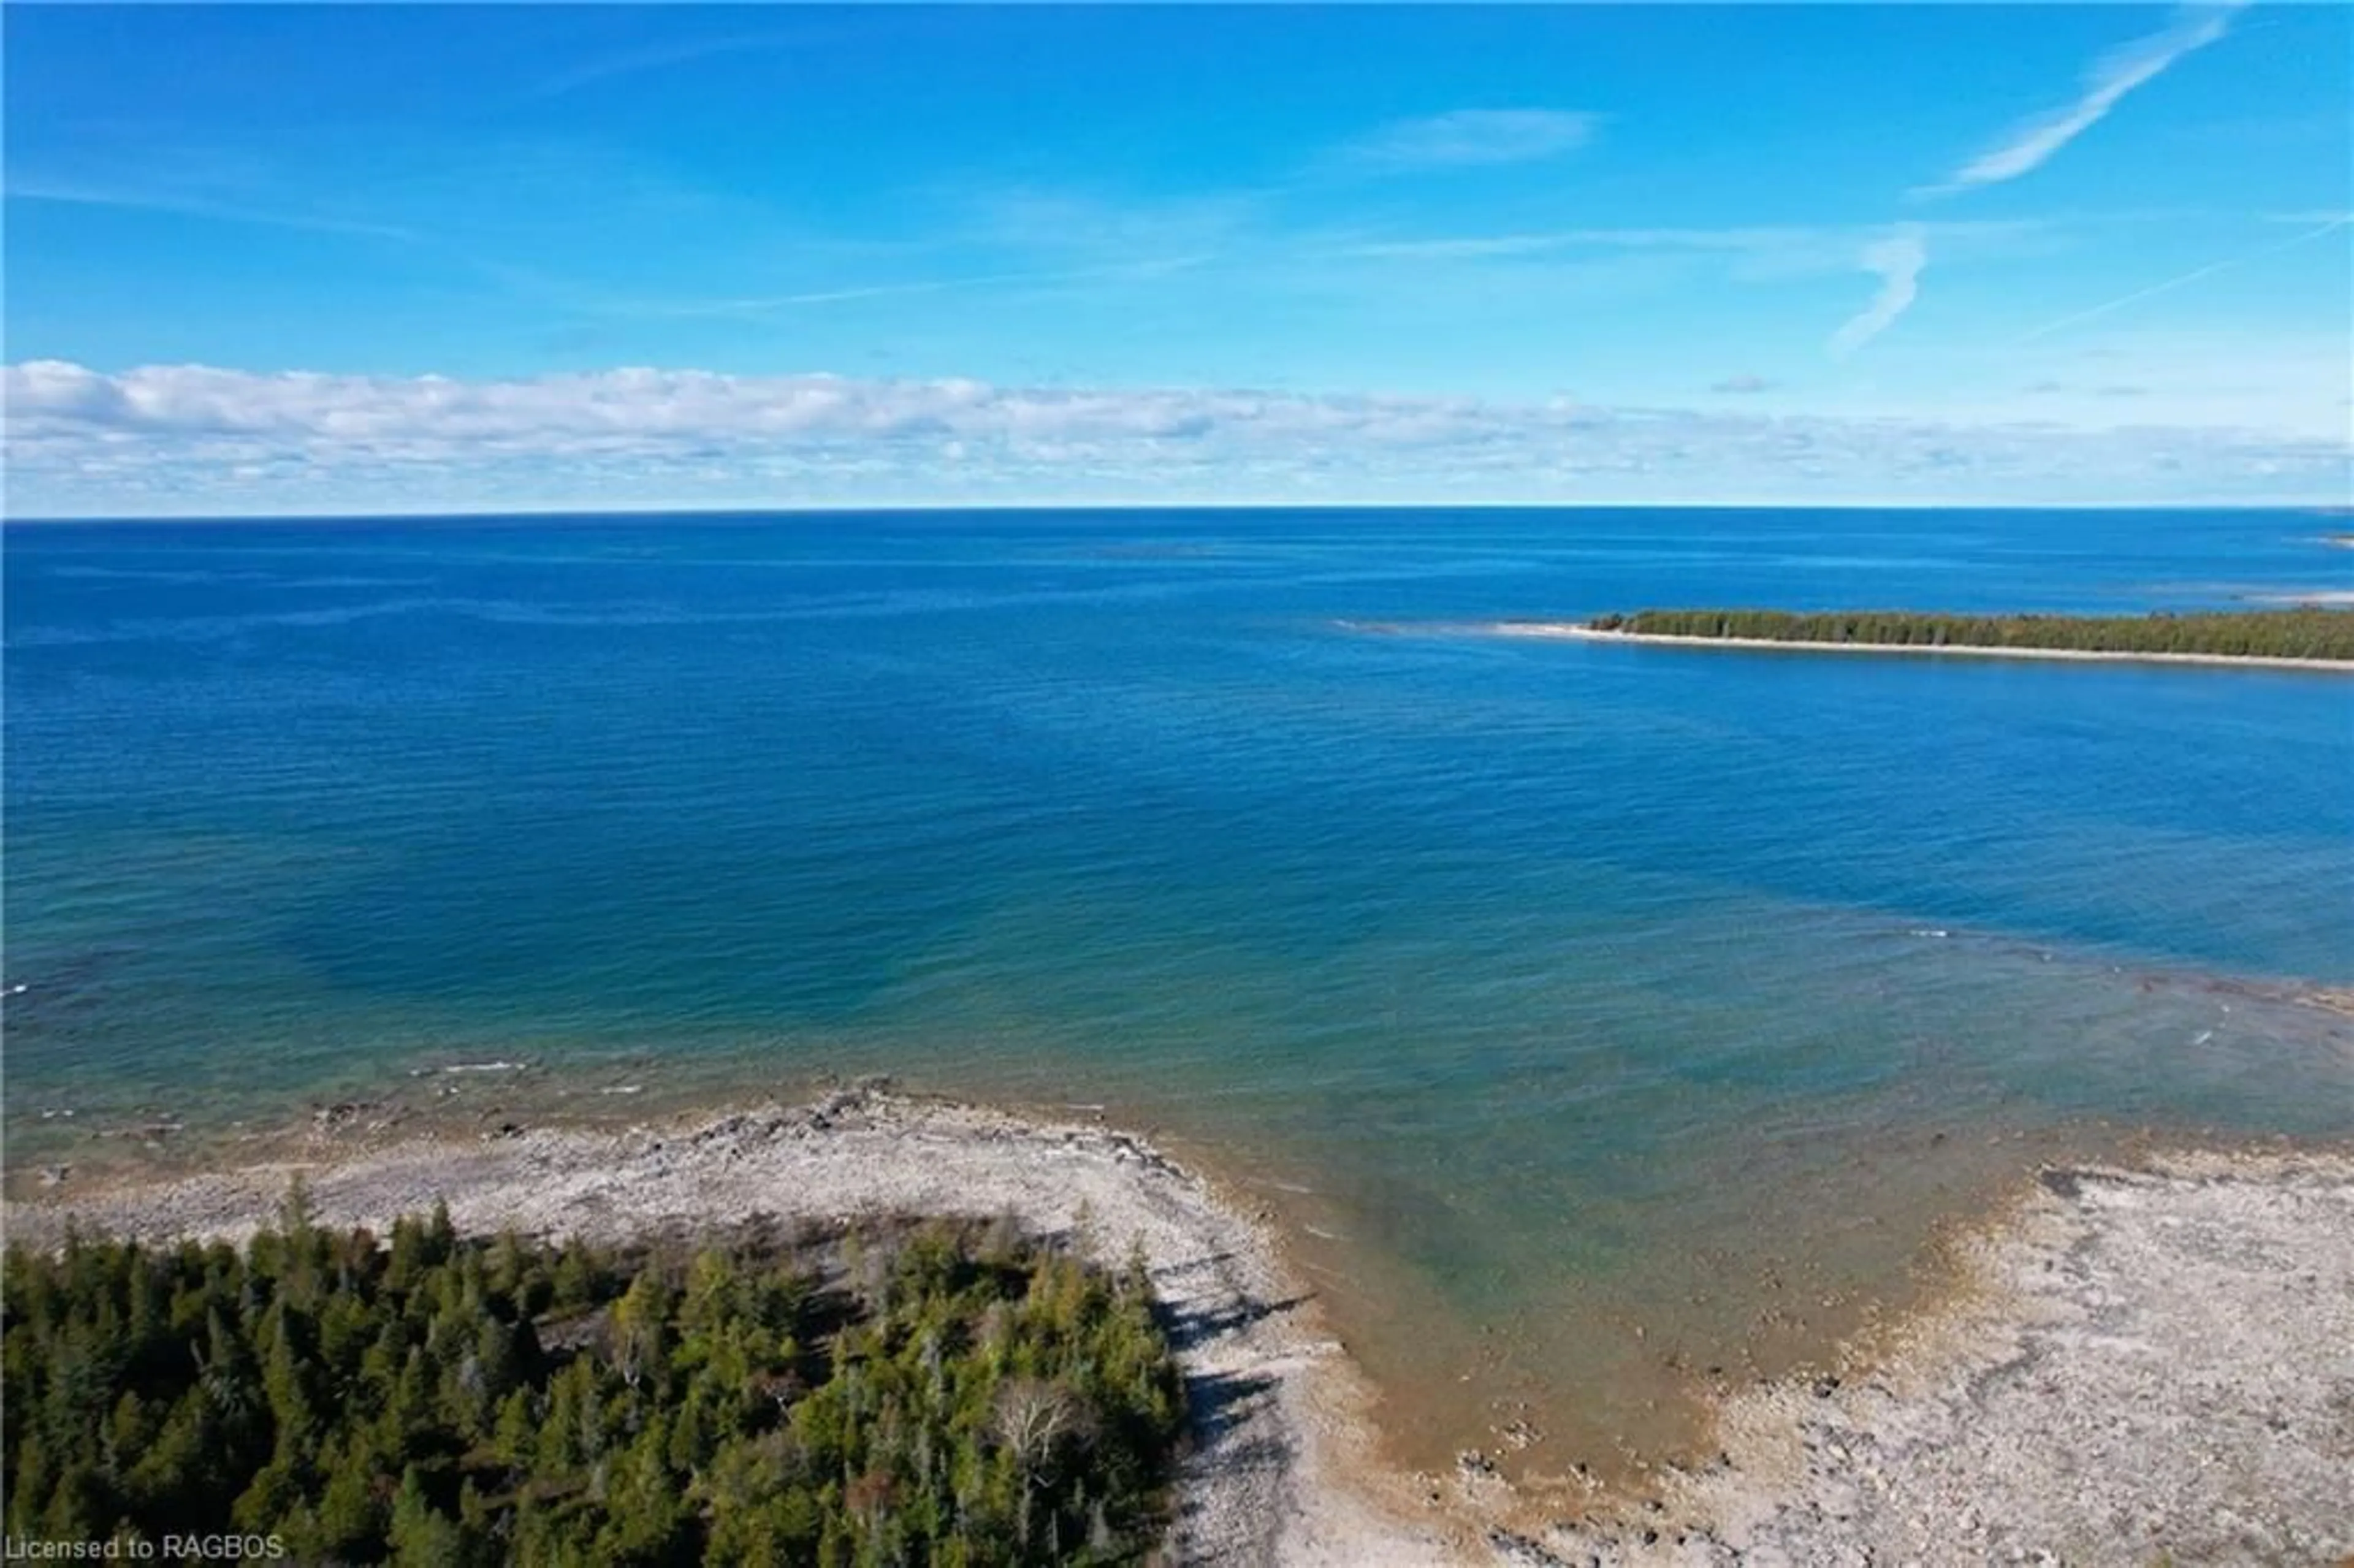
6;497;2353;526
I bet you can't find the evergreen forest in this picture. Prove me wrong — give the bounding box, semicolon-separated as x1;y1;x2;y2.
2;1197;1188;1566
1586;607;2354;659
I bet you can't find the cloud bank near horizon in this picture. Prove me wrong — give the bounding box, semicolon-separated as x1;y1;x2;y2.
5;360;2345;516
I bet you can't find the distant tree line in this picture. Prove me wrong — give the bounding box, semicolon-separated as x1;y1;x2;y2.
1585;607;2354;660
4;1193;1186;1566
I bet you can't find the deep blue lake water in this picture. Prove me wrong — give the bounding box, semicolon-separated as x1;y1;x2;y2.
6;506;2350;1474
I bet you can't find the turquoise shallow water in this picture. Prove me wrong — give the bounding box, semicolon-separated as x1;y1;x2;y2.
6;507;2351;1474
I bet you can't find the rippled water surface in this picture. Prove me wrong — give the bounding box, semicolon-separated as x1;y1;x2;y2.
7;508;2350;1479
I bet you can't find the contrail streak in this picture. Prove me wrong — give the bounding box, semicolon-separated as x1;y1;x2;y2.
2011;218;2349;345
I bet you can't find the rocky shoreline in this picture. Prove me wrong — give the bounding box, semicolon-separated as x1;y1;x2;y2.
1507;1149;2354;1566
2;1086;1455;1566
9;1094;2350;1566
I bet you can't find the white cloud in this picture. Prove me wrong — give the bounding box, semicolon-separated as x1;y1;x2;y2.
1919;2;2250;196
1326;110;1601;174
6;360;2344;516
0;362;1525;462
1829;227;1929;357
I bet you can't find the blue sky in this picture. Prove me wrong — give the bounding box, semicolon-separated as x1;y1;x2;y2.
5;3;2348;514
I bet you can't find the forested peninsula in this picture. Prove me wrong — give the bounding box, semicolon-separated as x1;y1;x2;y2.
1;1092;1427;1565
1550;607;2354;663
3;1200;1185;1566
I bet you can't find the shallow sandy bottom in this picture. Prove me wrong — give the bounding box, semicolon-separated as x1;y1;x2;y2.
9;1100;2350;1566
